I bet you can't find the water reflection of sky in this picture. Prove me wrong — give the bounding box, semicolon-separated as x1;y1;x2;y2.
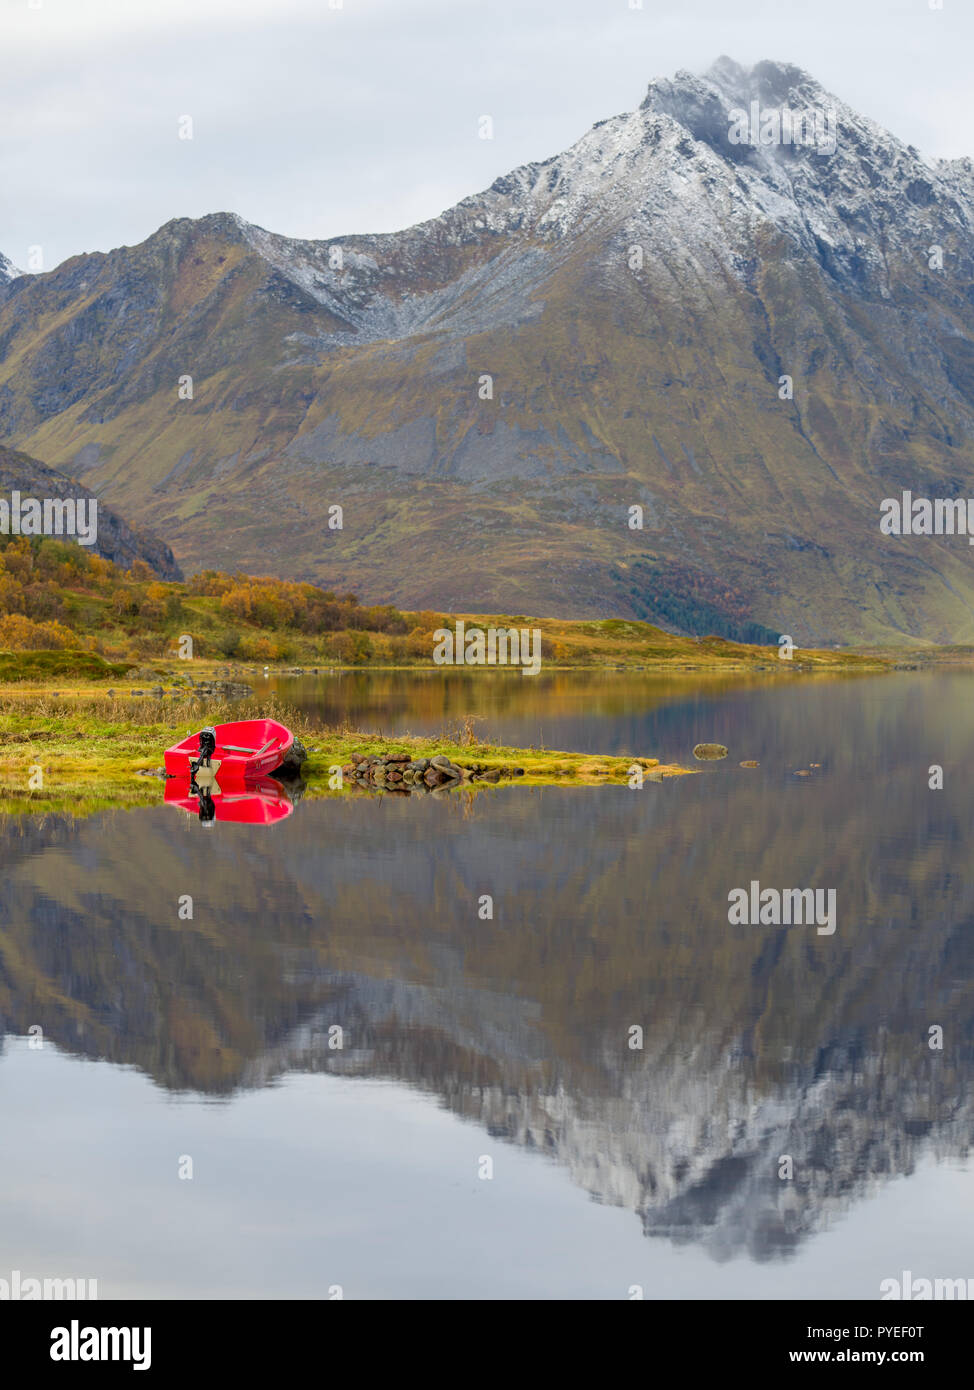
2;1041;971;1299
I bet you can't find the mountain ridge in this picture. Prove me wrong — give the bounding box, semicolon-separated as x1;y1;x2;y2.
2;59;974;641
0;252;22;286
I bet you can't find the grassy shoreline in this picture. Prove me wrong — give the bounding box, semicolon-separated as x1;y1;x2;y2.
0;643;959;815
0;657;896;697
0;689;697;815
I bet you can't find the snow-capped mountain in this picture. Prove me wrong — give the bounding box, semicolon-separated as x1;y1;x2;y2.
241;55;973;322
0;251;22;286
2;59;974;641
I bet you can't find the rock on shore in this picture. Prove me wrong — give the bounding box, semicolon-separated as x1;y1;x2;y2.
340;751;524;793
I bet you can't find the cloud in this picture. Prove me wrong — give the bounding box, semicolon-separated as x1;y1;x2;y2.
2;0;972;270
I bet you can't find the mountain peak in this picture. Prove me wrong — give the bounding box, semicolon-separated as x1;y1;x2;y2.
705;55;747;86
0;251;23;285
3;63;974;643
145;210;257;254
705;57;819;100
645;56;826;117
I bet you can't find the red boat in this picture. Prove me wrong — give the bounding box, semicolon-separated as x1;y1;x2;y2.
164;718;294;784
164;774;294;825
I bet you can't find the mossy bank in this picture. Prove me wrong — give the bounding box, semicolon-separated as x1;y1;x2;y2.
0;690;694;816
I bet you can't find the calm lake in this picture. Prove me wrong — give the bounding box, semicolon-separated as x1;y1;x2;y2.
2;670;973;1299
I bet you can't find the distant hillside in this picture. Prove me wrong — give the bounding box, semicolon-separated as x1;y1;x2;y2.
3;60;974;642
0;444;181;579
0;535;883;670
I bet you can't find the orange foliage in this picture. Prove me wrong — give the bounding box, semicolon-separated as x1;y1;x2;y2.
0;613;81;650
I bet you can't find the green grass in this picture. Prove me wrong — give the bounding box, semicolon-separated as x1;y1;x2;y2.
0;690;694;815
0;650;133;681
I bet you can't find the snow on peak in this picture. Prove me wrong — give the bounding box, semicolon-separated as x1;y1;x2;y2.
200;58;974;331
0;251;23;284
704;57;821;104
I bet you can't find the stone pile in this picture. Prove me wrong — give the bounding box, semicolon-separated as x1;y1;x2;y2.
342;751;524;792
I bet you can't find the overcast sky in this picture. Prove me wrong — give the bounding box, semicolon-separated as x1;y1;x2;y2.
2;0;972;272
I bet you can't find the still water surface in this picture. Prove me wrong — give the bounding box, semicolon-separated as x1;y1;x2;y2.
1;671;972;1298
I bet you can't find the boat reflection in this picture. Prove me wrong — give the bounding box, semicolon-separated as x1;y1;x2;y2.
164;773;295;825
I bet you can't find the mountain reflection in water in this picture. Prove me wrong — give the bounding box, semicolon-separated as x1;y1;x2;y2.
1;673;972;1296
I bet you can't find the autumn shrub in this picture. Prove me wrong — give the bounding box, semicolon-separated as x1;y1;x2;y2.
0;613;81;650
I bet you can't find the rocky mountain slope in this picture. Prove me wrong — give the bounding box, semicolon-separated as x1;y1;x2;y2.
0;444;182;578
2;58;974;641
